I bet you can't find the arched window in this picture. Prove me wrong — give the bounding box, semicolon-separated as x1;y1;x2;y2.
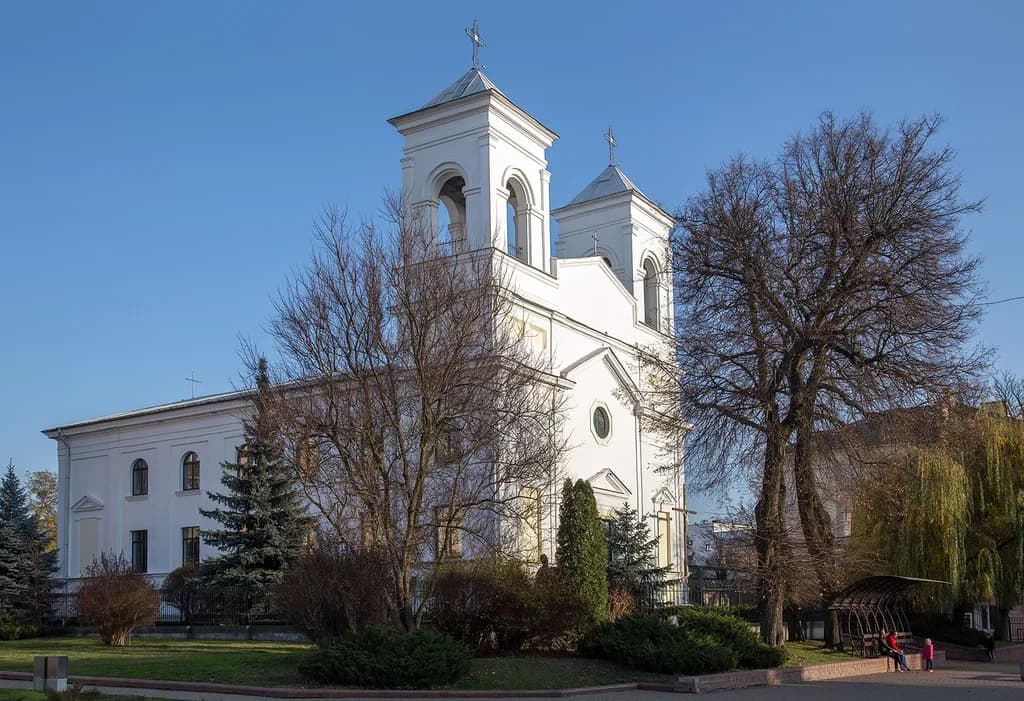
131;459;148;496
643;258;660;331
438;176;467;253
182;451;200;491
505;179;529;263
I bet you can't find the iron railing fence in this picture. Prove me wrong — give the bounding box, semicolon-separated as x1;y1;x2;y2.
688;579;759;608
1009;616;1024;642
48;575;284;626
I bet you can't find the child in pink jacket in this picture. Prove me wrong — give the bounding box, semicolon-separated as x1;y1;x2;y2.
923;638;935;671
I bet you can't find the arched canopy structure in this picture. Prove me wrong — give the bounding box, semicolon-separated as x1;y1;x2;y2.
829;575;947;656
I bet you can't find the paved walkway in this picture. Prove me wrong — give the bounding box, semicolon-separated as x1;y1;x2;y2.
2;661;1021;700
696;661;1023;699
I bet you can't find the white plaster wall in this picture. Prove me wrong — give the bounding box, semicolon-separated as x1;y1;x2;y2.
54;404;247;578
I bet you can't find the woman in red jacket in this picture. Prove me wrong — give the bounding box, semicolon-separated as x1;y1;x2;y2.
884;630;910;671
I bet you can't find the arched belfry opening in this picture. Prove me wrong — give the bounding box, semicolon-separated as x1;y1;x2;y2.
437;175;467;253
643;258;660;331
505;179;529;263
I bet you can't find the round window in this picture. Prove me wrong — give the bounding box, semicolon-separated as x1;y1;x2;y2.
593;406;610;439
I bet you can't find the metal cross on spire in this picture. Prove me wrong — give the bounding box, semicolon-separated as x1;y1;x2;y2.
592;231;600;256
605;126;617;166
465;19;486;69
185;371;202;400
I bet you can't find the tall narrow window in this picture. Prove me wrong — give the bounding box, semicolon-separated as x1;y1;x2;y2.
435;507;462;559
519;487;542;562
505;180;529;263
182;526;200;566
182;451;200;491
657;511;672;569
130;529;148;573
643;259;660;330
438;176;467;253
131;459;148;496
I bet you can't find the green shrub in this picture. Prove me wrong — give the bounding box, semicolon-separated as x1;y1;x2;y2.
581;615;736;675
672;607;784;669
0;613;40;640
582;609;785;675
300;627;471;688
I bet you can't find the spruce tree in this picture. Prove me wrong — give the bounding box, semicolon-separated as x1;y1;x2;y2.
0;463;57;622
605;502;671;609
555;478;608;624
200;359;313;587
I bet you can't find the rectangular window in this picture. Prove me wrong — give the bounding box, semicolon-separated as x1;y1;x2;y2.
130;530;148;573
182;526;200;566
78;518;99;576
435;507;462;559
657;511;672;569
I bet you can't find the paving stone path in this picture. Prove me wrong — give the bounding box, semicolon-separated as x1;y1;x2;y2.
696;661;1023;700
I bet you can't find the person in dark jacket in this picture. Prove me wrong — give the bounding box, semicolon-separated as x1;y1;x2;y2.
880;629;910;671
984;633;996;663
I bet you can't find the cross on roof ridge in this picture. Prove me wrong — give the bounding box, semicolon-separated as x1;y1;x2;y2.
465;19;485;70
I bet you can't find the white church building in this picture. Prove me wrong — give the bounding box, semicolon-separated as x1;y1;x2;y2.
43;27;688;599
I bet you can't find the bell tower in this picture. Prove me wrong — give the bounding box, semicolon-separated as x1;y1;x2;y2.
553;129;675;332
388;21;558;272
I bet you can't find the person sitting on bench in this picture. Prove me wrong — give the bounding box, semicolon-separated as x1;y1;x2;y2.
880;629;910;671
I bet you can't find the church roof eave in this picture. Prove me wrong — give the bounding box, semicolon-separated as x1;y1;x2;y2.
553;165;674;224
388;72;558;143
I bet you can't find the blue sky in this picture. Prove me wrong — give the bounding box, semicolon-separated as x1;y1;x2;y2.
2;1;1022;518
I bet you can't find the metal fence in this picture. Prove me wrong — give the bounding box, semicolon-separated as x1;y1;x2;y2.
689;580;758;608
48;576;283;626
1009;616;1024;642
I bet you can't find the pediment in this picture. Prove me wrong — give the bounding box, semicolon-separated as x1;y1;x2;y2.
71;495;104;512
651;487;676;507
587;468;632;497
560;347;640;404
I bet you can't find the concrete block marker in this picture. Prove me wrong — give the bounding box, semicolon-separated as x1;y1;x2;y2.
32;656;68;693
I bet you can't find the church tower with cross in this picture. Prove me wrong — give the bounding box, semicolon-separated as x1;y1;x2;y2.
552;127;675;332
389;19;557;273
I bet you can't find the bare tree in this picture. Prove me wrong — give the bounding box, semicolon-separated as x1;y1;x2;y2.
993;371;1024;419
262;195;566;630
646;112;986;645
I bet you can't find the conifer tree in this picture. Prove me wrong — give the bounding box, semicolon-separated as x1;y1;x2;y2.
0;463;57;622
200;359;313;587
605;502;671;608
555;478;608;624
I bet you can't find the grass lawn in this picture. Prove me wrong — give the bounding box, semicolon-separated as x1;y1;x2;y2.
0;638;672;691
0;638;311;687
0;638;848;689
784;641;859;667
455;656;673;690
0;691;147;701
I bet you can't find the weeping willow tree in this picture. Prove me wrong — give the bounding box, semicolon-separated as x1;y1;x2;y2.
963;413;1024;619
851;409;1024;623
851;448;969;610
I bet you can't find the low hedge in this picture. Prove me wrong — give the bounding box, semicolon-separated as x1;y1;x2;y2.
300;627;471;688
0;614;39;641
581;609;784;676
